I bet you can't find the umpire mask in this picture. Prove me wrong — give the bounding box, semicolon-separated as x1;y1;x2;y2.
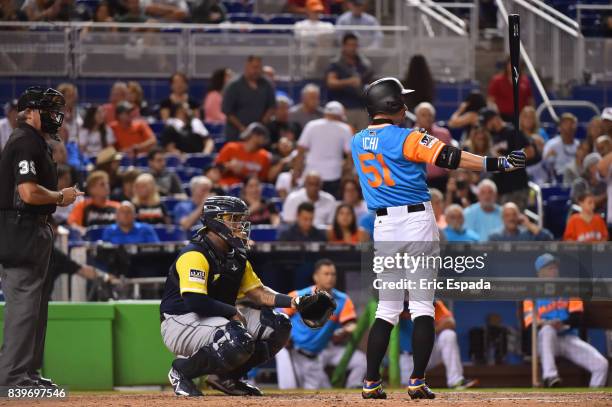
39;88;66;136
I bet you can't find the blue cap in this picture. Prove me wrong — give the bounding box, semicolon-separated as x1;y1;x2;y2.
534;253;558;272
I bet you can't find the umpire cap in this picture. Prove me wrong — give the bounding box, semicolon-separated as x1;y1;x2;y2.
364;77;414;117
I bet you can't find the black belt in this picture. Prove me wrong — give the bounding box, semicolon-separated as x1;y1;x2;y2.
0;210;49;224
376;203;425;217
296;348;318;359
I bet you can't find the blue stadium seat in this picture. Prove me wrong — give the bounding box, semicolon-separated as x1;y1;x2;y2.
228;13;266;24
136;155;148;167
261;183;278;199
182;182;191;196
228;183;242;197
543;195;571;238
223;1;253;13
270;197;283;213
153;225;187;242
149;121;165;136
85;225;106;242
177;167;202;183
160;197;187;214
184;153;214;170
541;185;571;201
120;156;135;167
204;122;225;136
269;14;300;25
166;154;181;168
250;225;278;242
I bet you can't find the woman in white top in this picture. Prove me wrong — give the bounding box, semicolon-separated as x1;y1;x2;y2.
79;105;116;157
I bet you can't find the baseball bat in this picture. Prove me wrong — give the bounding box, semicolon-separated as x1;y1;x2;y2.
508;14;521;138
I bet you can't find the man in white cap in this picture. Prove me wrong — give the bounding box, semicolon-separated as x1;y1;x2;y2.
297;101;352;198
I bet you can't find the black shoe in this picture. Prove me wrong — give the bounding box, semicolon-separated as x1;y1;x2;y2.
29;373;58;388
168;368;203;397
543;376;561;388
407;378;436;399
362;380;387;399
205;375;263;396
14;379;45;388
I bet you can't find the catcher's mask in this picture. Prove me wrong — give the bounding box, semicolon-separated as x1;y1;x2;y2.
198;196;251;253
17;86;66;138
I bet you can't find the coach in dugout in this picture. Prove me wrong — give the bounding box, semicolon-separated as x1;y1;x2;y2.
275;259;366;389
0;87;82;387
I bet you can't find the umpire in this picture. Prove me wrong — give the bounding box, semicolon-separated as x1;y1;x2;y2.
0;87;82;387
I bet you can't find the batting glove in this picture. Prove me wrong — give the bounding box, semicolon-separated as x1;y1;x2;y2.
501;150;526;172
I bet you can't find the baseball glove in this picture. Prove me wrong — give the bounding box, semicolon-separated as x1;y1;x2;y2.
295;290;337;329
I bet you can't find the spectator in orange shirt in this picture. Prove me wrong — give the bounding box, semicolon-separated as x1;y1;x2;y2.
68;170;121;233
110;101;156;155
327;203;369;243
487;56;534;123
563;192;609;242
214;122;272;186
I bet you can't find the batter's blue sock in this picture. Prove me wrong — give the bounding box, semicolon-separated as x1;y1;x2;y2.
365;318;394;382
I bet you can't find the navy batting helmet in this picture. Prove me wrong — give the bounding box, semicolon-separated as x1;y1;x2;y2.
364;77;414;117
198;196;251;253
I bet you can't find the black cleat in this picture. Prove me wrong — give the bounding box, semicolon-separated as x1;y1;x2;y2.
206;375;263;396
362;380;387;399
407;378;436;399
543;376;561;388
168;368;203;397
30;373;58;388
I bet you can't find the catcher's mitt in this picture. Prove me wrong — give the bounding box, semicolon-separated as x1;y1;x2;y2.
295;289;337;329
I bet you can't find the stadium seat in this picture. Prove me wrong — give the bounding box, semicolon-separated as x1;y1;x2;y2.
261;183;278;199
85;225;107;242
136;155;148;167
250;225;278;242
149;121;165;136
268;14;300;25
540;185;571;201
120;156;135;167
228;183;242;197
152;225;187;242
160;197;187;214
165;154;181;168
184;154;214;170
270;197;283;212
543;195;571;238
177;167;202;183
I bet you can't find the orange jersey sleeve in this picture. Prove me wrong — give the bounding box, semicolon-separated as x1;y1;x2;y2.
67;199;86;226
215;142;236;165
402;130;446;164
339;296;357;324
139;120;155;142
568;298;584;313
523;300;534;327
563;214;579;241
434;300;453;323
281;290;298;317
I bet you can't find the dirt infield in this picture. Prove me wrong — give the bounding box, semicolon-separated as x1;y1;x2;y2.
2;390;612;407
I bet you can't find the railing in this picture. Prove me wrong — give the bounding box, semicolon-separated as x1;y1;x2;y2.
577;4;612;83
535;100;601;122
0;21;419;81
400;1;478;81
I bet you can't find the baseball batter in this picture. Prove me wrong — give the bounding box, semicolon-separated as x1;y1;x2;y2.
352;77;526;400
159;196;335;397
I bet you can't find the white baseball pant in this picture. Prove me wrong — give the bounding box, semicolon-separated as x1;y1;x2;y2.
373;201;440;325
399;329;464;387
275;345;366;389
538;325;609;387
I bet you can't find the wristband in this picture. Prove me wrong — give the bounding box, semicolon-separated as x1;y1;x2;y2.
484;156;505;172
57;190;64;205
274;293;293;308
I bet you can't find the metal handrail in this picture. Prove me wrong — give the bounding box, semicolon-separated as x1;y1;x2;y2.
535;100;601;121
512;0;580;38
523;0;579;30
408;0;467;36
421;0;468;30
496;0;559;122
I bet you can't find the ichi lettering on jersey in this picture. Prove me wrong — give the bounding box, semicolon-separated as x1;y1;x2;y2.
351;126;446;210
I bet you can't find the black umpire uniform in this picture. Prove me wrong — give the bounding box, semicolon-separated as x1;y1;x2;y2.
0;87;68;387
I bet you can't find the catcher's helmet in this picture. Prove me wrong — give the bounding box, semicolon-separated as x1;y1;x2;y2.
364;77;414;117
17;86;66;136
199;195;251;254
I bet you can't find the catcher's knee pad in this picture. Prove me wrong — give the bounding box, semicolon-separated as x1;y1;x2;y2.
198;320;255;374
375;300;404;325
257;308;291;354
408;300;435;319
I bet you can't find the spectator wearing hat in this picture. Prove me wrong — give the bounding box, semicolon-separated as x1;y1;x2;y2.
563;191;608;242
222;55;276;140
602;107;612;137
442;204;480;242
282;171;337;226
487;56;534;123
489;202;553;241
102;201;160;244
294;1;335;40
595;135;612;157
570;152;606;213
523;253;608;388
336;0;383;49
95;146;124;194
110;101;156;155
214;122;272;186
543;113;580;180
0;99;18;151
289;84;324;129
414;102;454;192
267;95;302;145
325;33;374;131
480;107;536;209
297;101;352;198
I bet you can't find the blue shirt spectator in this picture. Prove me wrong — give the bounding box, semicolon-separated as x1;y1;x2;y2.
102;201;160;244
173;176;213;230
463;179;503;241
443;204;480;242
336;0;383;48
488;202;554;241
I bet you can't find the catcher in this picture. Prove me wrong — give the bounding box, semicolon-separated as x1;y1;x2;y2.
159;195;336;397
